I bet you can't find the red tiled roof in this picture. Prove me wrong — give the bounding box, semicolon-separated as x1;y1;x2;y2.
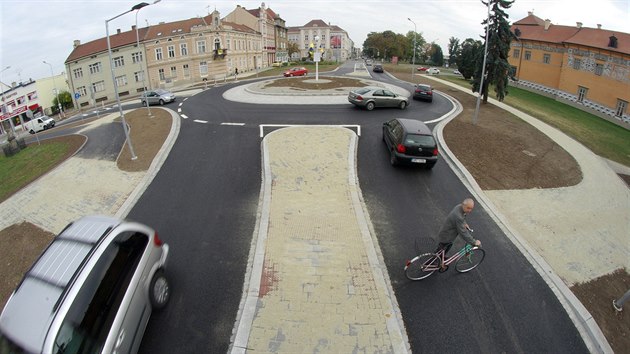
222;21;259;34
565;27;630;55
513;13;546;26
246;7;277;20
65;27;149;63
303;19;329;28
512;23;580;44
143;17;209;41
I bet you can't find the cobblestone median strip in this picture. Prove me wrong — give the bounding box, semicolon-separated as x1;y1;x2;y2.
231;126;408;353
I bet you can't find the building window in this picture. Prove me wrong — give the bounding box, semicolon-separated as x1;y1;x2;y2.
156;48;163;60
199;61;208;75
73;68;83;79
113;56;125;67
305;34;308;41
92;80;105;92
616;99;628;118
170;66;177;78
183;64;190;78
227;39;231;50
88;62;101;74
168;45;175;58
214;38;221;50
524;51;531;60
132;52;143;63
180;43;188;56
115;75;127;87
77;86;87;97
16;96;25;105
595;63;604;76
158;68;165;80
573;58;581;70
27;92;38;100
577;86;588;103
134;71;144;82
197;40;206;53
543;54;551;64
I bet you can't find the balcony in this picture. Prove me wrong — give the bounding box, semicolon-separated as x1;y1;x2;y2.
213;48;227;60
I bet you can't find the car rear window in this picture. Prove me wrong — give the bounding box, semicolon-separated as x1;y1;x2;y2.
353;88;371;95
405;134;435;146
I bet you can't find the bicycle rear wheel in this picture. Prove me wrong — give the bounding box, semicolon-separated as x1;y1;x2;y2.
405;253;439;280
455;248;485;273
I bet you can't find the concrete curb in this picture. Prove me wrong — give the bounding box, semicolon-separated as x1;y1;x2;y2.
432;88;613;354
115;107;181;219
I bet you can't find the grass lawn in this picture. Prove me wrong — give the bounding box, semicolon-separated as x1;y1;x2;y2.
389;63;630;167
0;140;74;202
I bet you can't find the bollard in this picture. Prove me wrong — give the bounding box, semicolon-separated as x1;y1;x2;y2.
613;288;630;312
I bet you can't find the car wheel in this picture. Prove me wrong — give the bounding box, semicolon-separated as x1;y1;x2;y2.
426;162;436;170
29;130;35;134
390;150;399;166
159;99;165;105
150;269;170;310
366;102;375;111
289;73;293;77
399;101;407;110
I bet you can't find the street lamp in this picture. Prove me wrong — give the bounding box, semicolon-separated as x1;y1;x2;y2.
314;35;320;81
135;0;161;117
473;0;491;125
408;18;417;81
106;3;156;161
43;61;64;118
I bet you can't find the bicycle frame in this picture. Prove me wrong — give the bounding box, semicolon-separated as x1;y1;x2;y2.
421;244;478;271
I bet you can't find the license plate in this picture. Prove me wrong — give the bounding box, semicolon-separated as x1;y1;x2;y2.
411;158;426;163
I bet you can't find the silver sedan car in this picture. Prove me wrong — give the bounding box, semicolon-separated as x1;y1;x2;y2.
348;87;409;111
0;215;170;354
140;89;176;106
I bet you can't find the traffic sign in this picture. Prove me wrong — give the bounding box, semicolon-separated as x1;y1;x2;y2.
74;92;80;99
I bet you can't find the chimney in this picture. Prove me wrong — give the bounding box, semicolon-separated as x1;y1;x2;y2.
73;39;81;48
597;24;602;29
576;22;582;29
117;28;121;34
132;25;136;31
527;11;533;16
544;19;551;30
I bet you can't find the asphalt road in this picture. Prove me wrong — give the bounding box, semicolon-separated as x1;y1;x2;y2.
117;63;588;353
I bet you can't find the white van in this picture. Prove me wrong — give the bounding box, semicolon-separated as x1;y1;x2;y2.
24;116;55;134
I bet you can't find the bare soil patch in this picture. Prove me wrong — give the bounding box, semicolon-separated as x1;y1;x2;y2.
263;76;369;90
116;108;172;172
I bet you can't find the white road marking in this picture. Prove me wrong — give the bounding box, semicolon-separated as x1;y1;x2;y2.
259;124;361;138
194;119;208;124
177;108;182;113
221;122;245;126
180;114;188;119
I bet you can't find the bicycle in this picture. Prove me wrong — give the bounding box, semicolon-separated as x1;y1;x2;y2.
404;236;486;281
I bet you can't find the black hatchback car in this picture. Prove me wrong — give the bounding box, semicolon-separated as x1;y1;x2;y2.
413;84;433;102
373;64;384;73
382;118;439;168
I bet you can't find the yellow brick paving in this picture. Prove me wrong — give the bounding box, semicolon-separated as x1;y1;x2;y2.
242;127;407;353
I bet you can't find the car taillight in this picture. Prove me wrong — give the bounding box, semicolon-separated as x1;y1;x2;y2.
433;148;439;156
427;91;433;96
356;95;363;101
153;232;163;246
396;144;406;153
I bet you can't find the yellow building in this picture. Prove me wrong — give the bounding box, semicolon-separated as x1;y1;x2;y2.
509;12;629;127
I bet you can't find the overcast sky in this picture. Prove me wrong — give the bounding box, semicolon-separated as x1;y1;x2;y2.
1;0;628;86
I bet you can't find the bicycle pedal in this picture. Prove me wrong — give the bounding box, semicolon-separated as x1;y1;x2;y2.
438;265;449;273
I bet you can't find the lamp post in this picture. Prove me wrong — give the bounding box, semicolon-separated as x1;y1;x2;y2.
43;61;64;118
135;0;160;117
1;66;11;136
408;18;417;81
473;0;491;125
314;35;320;81
106;2;155;161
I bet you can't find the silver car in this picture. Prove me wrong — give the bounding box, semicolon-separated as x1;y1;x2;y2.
140;89;176;106
0;215;170;354
348;87;409;111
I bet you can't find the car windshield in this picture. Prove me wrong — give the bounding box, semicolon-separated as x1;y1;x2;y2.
405;134;435;146
155;89;168;95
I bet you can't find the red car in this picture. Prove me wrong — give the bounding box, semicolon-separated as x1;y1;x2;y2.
417;67;428;72
284;67;308;77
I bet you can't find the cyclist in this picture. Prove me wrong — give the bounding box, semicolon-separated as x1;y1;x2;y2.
436;198;482;258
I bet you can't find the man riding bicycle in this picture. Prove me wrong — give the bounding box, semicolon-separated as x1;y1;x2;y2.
436;198;481;257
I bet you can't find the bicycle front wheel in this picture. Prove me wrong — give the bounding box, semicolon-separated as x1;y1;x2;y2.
455;248;485;273
405;253;439;280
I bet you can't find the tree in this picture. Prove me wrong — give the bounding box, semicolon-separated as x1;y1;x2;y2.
472;0;515;103
287;42;300;60
429;44;444;66
364;30;423;62
52;90;74;114
448;37;460;66
456;38;483;79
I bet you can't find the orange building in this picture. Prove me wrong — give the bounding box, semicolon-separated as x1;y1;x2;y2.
509;12;629;127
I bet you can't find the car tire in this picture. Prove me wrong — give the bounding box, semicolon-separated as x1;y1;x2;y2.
426;162;436;170
149;269;170;310
399;101;407;110
29;130;35;134
366;102;375;111
390;150;399;166
159;99;165;105
289;74;293;77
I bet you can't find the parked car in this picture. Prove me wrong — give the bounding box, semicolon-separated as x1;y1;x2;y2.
417;67;428;72
272;61;282;67
365;60;373;66
427;67;440;75
24;115;55;134
0;215;170;354
373;64;384;73
348;87;409;111
283;67;308;77
413;84;434;102
382;118;439;168
140;89;176;105
453;69;461;75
